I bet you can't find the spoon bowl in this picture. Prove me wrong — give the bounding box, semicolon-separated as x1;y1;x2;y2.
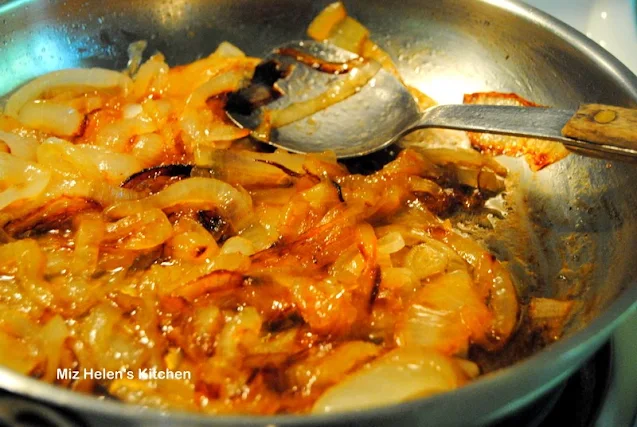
228;40;421;158
227;40;637;160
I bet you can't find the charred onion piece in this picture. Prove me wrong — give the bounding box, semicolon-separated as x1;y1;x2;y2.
342;146;399;175
263;312;304;333
253;60;293;86
128;246;164;272
198;210;234;242
418;186;486;217
121;164;193;194
225;60;292;116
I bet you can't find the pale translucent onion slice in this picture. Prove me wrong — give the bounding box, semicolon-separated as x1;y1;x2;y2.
0;130;39;160
404;242;449;279
186;69;246;107
38;315;69;382
380;267;419;290
0;153;51;210
434;231;519;350
71;215;104;277
37;138;143;183
125;40;148;76
396;270;492;355
0;330;40;375
36;138;100;180
287;341;381;391
4;68;132;117
122;103;143;119
236;221;279;252
131;133;165;167
78;145;143;183
49;176;141;206
18;101;84;137
376;231;406;254
212;41;247;58
312;347;468;413
528;297;575;339
130;53;169;100
221;236;256;256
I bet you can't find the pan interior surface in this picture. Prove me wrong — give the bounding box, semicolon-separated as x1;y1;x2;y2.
0;0;636;426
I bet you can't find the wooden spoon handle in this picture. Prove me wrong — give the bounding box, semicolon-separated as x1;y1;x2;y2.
561;104;637;149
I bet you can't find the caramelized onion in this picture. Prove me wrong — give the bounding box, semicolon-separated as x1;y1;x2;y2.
39;315;70;382
396;270;492;355
186;69;246;107
121;164;193;194
193;148;294;189
270;60;381;128
463;92;570;170
0;11;524;414
325;16;370;54
3;197;100;238
275;48;365;75
287;341;380;391
251;211;359;272
106;177;253;230
0;239;53;309
307;2;347;41
0;330;40;375
171;270;244;302
528;297;574;340
167;228;219;263
432;230;519;350
71;215;104;277
104;208;173;250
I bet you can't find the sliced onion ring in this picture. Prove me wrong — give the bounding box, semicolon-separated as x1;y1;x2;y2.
312;347;468;413
4;68;132;118
0;130;39;160
0;153;51;210
106;177;253;230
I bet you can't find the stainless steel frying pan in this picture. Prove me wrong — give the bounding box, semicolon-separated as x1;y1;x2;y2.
0;0;636;426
